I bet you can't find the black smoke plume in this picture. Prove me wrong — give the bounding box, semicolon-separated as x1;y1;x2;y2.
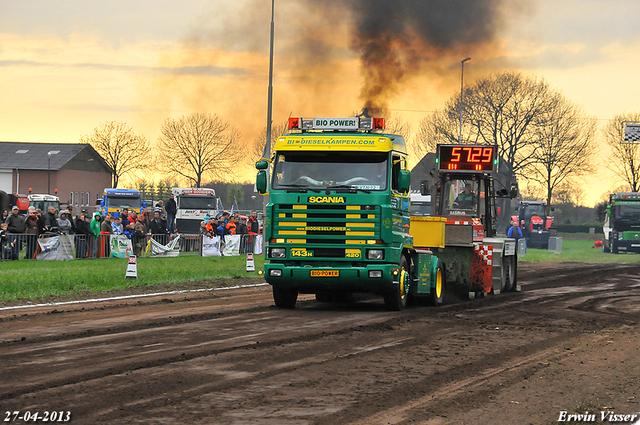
320;0;511;114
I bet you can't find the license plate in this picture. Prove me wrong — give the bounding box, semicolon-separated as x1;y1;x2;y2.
310;270;339;277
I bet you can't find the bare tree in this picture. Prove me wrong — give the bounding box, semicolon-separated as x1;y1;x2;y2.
413;107;459;159
157;113;243;188
81;121;150;188
463;72;553;176
604;112;640;192
414;72;553;176
552;179;586;206
524;93;596;205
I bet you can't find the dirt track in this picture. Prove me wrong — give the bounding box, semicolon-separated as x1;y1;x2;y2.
2;262;640;424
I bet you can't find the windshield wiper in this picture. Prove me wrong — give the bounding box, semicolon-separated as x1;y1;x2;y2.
278;184;321;193
326;185;371;194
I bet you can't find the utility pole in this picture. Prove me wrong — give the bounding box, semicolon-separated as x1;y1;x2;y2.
261;0;275;243
458;57;471;144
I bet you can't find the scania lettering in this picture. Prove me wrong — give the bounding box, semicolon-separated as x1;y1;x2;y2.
172;187;217;234
256;116;444;310
309;196;345;203
101;188;144;217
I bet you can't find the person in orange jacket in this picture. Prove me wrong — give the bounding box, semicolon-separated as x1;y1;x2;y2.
226;215;239;235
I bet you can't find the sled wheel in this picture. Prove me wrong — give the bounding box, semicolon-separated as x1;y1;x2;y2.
428;264;444;306
502;256;515;292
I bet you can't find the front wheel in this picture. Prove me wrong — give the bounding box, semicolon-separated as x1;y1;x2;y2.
273;286;298;309
384;256;410;311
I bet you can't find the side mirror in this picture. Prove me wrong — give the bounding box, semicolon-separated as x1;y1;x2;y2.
256;171;268;194
509;183;518;199
397;170;411;193
256;160;269;170
420;180;430;196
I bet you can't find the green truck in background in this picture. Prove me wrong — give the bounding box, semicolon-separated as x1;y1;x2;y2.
603;192;640;253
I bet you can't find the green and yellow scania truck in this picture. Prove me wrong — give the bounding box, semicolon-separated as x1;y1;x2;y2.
255;116;444;310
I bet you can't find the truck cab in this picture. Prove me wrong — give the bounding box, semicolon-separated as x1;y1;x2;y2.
256;116;420;310
101;188;144;217
172;187;217;233
28;194;60;213
603;192;640;253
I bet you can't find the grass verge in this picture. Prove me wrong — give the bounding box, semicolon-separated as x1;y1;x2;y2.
519;234;640;264
0;255;266;301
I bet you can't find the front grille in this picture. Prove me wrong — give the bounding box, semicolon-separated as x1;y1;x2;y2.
273;203;380;260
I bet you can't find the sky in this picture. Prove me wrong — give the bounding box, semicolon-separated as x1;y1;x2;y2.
1;0;639;206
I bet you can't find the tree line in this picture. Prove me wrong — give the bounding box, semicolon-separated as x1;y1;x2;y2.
82;72;640;206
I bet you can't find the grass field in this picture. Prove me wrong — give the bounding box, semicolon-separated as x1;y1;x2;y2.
0;233;638;302
519;233;640;264
0;255;266;301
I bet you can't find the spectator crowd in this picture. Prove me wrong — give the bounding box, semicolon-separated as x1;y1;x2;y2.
1;202;261;260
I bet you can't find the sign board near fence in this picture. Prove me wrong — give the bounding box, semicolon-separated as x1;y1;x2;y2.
223;235;242;256
36;235;75;261
201;235;222;257
111;235;133;258
145;236;181;257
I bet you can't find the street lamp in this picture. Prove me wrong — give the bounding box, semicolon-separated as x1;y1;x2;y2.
458;57;471;144
47;150;59;195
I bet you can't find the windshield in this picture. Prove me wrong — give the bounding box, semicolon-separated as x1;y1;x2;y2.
523;204;546;219
441;179;483;216
615;204;640;220
106;195;141;209
30;201;60;212
272;151;388;191
178;196;216;209
410;202;431;216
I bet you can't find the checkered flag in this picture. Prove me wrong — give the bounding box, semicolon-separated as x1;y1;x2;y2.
624;123;640;143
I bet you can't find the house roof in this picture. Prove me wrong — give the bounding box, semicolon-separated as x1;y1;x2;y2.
0;142;104;171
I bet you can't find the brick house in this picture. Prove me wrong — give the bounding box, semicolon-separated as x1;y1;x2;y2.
0;142;112;209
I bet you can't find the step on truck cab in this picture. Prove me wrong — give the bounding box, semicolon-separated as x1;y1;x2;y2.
255;116;444;310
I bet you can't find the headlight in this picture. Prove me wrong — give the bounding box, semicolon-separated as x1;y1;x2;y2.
369;270;383;278
269;247;286;258
269;269;283;277
367;249;384;260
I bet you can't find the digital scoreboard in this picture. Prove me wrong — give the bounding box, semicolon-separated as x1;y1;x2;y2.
437;145;497;172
